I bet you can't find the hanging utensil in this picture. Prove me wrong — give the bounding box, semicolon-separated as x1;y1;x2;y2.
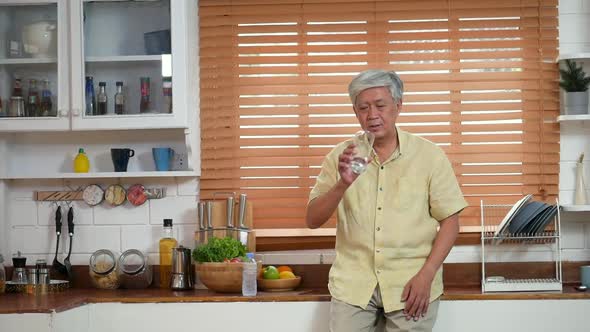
51;206;67;277
63;206;75;279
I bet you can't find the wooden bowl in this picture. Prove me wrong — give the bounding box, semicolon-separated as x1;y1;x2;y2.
196;262;262;293
257;276;302;292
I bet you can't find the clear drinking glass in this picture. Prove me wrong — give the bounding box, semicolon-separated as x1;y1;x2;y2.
350;130;375;174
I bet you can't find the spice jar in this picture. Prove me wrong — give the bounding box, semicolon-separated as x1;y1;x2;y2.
89;249;120;289
118;249;152;289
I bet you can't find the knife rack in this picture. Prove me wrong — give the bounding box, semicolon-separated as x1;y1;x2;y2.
195;200;256;253
480;199;562;293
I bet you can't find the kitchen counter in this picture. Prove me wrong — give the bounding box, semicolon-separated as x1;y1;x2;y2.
1;285;589;314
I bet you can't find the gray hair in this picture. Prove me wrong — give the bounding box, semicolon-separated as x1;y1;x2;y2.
348;69;404;105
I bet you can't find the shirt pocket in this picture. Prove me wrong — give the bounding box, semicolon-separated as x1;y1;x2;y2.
394;177;427;209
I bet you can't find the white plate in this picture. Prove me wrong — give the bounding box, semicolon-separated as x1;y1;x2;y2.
493;194;532;243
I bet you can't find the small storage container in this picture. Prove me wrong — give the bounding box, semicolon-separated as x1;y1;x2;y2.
118;249;152;289
89;249;120;289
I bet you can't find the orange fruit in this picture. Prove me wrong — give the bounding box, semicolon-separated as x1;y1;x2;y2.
277;265;292;273
279;271;296;279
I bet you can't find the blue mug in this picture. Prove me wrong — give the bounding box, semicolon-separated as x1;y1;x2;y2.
152;147;175;171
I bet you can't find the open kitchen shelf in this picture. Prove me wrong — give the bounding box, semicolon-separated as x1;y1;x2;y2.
0;58;57;65
558;53;590;61
85;55;168;63
556;114;590;122
560;204;590;212
1;170;197;180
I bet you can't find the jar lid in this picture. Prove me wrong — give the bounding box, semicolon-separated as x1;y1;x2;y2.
89;249;116;275
118;249;146;275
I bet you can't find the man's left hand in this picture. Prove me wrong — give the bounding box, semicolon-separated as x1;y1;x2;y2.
400;269;434;321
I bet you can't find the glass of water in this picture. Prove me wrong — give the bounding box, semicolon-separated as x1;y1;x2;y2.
350;130;375;174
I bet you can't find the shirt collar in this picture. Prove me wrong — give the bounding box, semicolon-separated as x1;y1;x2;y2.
374;126;406;165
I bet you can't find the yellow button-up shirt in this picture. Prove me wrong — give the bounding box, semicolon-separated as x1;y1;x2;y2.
309;128;468;313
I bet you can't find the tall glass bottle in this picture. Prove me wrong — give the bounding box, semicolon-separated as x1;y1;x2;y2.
97;82;108;115
139;77;150;113
159;219;177;288
162;77;172;114
0;254;5;294
40;79;53;117
114;81;125;115
27;79;39;117
85;76;96;116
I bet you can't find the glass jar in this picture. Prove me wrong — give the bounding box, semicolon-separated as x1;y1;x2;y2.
0;254;5;294
118;249;152;289
89;249;120;289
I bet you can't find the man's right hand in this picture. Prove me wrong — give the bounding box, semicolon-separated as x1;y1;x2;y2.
338;144;364;185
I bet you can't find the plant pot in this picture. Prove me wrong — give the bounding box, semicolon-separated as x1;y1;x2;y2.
565;91;589;115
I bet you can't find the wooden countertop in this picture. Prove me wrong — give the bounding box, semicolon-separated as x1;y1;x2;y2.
1;285;589;314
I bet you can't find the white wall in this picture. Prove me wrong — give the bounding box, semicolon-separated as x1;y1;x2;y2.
559;0;590;55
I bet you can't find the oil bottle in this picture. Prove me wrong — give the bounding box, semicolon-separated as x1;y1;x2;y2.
159;219;177;288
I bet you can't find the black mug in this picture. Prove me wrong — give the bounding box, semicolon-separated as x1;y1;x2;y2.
111;148;135;172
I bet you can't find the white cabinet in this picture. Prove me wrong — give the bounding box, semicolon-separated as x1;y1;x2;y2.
0;0;199;179
0;0;193;132
0;0;70;131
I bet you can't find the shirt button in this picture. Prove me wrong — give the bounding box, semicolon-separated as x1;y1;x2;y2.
377;270;381;274
376;249;381;253
381;166;384;170
379;187;383;191
378;207;382;211
377;227;381;231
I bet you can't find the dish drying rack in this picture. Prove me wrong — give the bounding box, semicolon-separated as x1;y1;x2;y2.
480;199;562;293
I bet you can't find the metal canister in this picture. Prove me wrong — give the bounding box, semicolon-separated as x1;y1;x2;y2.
26;268;38;295
37;268;49;295
9;96;25;117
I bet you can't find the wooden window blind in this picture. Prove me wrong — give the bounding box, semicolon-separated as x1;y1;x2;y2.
199;0;559;233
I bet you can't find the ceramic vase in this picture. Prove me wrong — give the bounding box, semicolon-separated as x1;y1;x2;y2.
574;162;587;205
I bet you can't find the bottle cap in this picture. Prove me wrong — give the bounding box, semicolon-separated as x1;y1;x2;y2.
78;148;85;153
246;253;255;259
164;219;173;227
99;82;106;86
116;81;123;86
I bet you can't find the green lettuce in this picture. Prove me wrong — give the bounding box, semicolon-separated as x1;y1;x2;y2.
192;236;248;263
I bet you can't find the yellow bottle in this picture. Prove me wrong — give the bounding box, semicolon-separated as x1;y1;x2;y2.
73;148;90;173
159;219;178;288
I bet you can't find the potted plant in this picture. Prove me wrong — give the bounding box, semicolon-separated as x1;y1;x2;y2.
560;59;590;115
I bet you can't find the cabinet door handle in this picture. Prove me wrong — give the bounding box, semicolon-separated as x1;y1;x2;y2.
59;109;69;117
72;109;81;116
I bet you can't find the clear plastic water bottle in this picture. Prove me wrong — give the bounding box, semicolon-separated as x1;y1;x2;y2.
242;252;257;296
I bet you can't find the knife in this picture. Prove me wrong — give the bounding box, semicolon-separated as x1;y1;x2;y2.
237;193;249;246
226;196;235;239
197;201;206;246
206;201;213;243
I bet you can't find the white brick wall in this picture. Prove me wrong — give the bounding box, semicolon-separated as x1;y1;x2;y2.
2;177;199;266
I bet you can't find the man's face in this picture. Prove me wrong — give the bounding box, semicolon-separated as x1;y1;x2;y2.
353;86;401;142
